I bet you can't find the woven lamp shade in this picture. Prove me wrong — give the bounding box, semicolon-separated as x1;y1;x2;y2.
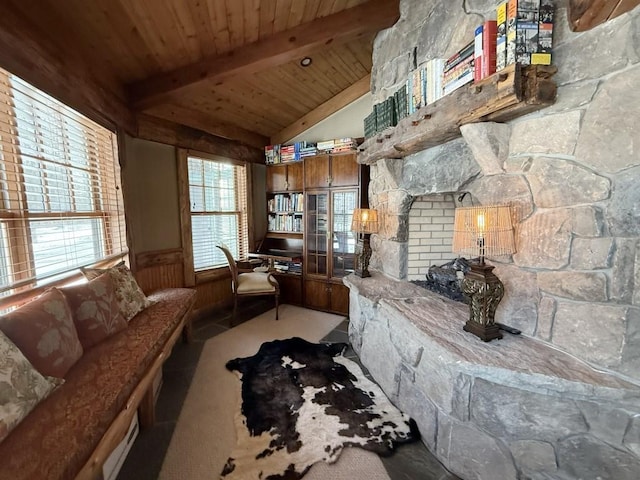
452;205;516;258
351;208;379;234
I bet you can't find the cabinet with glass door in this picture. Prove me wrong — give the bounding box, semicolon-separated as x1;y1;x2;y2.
304;188;358;315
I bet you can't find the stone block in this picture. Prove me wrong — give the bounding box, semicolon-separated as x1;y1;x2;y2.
623;414;640;457
466;174;533;222
552;301;628;368
470;379;588;443
388;316;424;367
397;367;438;451
556;434;640;480
509;440;557;475
510;111;582;156
575;66;640;173
571;205;605;237
578;401;633;446
493;263;539;335
513;209;572;269
620;307;640;380
607;166;640;236
460;122;510;175
611;238;640;304
537;271;608;302
371;237;407;279
570;237;613;270
536;296;556;341
526;157;610;208
436;414;518;480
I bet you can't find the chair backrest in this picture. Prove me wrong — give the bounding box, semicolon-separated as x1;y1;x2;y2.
216;244;238;291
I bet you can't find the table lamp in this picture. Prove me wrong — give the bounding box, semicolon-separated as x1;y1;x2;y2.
452;205;516;341
351;208;379;278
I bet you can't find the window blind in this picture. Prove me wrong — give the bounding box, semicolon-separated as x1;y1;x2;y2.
0;67;127;298
187;156;248;271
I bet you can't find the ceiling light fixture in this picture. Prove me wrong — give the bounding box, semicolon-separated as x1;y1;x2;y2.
300;57;312;67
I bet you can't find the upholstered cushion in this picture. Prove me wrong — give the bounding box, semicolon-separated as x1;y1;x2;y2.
0;288;83;378
0;288;196;480
236;272;278;294
82;263;153;321
61;274;128;349
0;330;62;442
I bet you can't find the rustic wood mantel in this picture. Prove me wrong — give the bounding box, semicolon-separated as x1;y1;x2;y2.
357;64;557;165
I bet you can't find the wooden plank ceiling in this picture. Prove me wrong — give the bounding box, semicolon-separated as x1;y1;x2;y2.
5;0;399;149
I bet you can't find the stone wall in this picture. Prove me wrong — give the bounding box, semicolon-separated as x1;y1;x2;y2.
365;0;640;382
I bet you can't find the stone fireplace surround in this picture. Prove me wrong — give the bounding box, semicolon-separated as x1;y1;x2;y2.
344;1;640;479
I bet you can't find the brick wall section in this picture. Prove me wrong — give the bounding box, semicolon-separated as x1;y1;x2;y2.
407;194;456;281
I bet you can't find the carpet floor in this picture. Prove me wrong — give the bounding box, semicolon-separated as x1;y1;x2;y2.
116;300;460;480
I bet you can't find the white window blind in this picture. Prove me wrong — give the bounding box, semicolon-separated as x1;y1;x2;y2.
0;67;127;298
187;155;248;271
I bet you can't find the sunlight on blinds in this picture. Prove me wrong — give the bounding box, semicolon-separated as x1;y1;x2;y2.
187;156;248;271
0;68;127;297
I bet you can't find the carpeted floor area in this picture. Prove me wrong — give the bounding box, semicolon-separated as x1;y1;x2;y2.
116;299;460;480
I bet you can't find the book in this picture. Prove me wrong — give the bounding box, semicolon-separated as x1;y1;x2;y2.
474;24;484;83
444;41;474;73
506;0;540;67
425;58;445;104
394;85;408;121
364;110;377;138
533;0;554;65
443;69;474;96
482;20;498;78
496;1;508;71
408;66;425;113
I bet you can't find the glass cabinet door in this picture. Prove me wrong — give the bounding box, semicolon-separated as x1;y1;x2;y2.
331;190;357;278
305;192;328;276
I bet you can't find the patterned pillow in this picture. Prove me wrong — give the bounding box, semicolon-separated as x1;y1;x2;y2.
0;288;83;379
81;263;152;321
61;273;128;349
0;330;62;442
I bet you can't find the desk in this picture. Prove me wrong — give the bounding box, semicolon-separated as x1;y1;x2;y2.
248;250;302;271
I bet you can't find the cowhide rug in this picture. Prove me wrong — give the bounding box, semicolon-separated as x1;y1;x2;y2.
221;337;419;480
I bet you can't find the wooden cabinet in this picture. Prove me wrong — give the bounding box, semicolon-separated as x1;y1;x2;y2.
304;153;359;189
267;162;303;192
273;272;303;306
304;188;359;315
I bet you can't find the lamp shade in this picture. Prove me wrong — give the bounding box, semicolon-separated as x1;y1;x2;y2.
452;205;516;258
351;208;379;234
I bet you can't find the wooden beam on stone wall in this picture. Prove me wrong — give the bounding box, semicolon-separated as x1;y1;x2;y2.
271;74;371;145
0;6;135;134
568;0;640;31
128;0;399;110
136;114;264;164
148;104;269;149
357;64;557;165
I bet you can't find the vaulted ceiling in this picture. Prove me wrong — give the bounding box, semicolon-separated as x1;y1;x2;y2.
0;0;400;149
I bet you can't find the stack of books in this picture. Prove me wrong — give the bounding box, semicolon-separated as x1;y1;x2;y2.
376;97;396;131
425;58;445;105
264;145;281;164
408;66;425;114
364;110;377;138
474;20;498;82
394;85;409;122
299;142;317;158
443;41;475;96
331;138;358;153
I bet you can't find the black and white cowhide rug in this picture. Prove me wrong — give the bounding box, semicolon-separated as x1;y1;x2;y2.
221;337;419;480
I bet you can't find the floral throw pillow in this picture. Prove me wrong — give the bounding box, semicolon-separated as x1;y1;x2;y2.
61;273;128;349
81;263;152;321
0;330;62;442
0;288;83;379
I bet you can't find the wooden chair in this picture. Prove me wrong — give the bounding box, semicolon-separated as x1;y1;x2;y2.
216;244;279;326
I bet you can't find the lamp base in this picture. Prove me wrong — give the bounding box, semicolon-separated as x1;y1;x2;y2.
461;263;505;342
353;235;372;278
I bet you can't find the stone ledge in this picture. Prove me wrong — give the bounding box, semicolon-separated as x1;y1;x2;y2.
344;271;640;480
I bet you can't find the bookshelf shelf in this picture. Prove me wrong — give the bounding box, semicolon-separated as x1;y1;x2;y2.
357;64;557;165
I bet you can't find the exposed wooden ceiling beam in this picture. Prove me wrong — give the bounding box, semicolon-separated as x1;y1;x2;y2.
128;0;399;110
568;0;640;31
146;105;269;149
136;114;264;164
271;74;371;145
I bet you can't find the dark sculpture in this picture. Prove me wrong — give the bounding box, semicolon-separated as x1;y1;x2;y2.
412;257;473;303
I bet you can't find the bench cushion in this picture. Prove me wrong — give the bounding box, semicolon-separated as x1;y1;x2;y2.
0;287;196;480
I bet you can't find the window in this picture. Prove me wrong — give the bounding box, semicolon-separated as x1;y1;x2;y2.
0;67;127;300
187;154;248;271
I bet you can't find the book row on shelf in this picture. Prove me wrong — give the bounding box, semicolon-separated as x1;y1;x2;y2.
268;213;303;233
364;0;555;138
273;260;302;274
264;138;357;164
268;193;304;213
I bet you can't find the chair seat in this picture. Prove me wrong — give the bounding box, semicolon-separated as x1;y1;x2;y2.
236;272;278;294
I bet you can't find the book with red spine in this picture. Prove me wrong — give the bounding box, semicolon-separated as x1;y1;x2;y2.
474;24;483;83
482;20;498;79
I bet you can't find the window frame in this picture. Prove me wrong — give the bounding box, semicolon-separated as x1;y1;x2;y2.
0;68;128;309
177;149;252;286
